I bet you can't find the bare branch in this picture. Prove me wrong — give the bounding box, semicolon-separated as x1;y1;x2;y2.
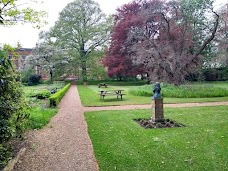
193;10;219;58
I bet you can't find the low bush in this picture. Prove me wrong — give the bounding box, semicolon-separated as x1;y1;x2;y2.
49;83;71;107
28;74;41;85
20;69;35;83
36;90;51;99
129;84;228;98
203;67;228;81
25;89;51;99
76;80;147;86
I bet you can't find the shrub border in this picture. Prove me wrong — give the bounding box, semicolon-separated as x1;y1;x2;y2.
49;83;71;107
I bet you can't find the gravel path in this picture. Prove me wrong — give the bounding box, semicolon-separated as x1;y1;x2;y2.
84;101;228;111
13;85;98;171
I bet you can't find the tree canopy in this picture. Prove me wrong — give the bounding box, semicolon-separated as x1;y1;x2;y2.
102;1;145;80
215;4;228;67
103;0;220;85
0;0;46;27
29;42;70;83
50;0;112;82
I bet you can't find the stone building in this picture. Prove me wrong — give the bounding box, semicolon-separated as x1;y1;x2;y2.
8;48;48;80
8;48;32;71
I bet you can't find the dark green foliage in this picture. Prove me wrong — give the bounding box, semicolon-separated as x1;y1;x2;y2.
203;67;228;81
0;144;11;169
36;90;51;99
20;68;35;83
28;74;41;85
185;73;201;82
0;50;28;169
186;67;228;82
50;88;57;94
49;83;71;107
76;80;147;86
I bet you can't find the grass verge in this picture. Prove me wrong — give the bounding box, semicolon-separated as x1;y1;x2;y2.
28;107;57;129
129;83;228;98
78;85;151;106
85;106;228;171
78;85;228;106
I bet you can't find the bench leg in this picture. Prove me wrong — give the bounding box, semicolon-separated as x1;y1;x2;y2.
121;95;123;100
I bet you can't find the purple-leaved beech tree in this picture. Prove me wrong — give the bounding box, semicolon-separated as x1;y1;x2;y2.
106;0;220;85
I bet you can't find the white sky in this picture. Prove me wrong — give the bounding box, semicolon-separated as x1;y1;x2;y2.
0;0;227;48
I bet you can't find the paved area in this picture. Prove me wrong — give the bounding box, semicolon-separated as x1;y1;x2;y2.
84;101;228;111
13;85;98;171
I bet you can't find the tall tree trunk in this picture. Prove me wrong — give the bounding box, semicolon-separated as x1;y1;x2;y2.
50;69;53;84
80;44;87;83
81;60;87;83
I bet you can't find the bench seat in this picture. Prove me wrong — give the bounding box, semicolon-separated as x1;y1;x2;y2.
98;83;108;88
99;93;125;100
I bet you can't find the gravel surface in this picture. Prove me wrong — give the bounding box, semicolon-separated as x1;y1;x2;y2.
84;101;228;111
13;85;98;171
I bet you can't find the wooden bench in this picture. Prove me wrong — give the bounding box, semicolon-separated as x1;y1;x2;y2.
98;83;108;88
99;90;125;100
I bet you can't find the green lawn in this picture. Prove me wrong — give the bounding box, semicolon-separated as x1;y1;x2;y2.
28;107;57;129
197;81;228;89
78;85;150;106
78;84;228;106
85;106;228;171
129;83;228;98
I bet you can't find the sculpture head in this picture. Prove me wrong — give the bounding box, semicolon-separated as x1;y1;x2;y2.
152;82;161;99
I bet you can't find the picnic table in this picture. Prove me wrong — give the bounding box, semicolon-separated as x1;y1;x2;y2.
98;83;108;88
98;90;125;100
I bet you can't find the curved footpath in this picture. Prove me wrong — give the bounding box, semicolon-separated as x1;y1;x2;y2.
84;101;228;112
13;85;98;171
12;85;228;171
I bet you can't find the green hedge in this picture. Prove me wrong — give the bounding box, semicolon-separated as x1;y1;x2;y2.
49;83;71;107
203;67;228;81
76;80;147;86
36;90;51;99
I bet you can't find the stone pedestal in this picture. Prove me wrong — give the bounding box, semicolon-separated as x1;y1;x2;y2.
151;98;164;122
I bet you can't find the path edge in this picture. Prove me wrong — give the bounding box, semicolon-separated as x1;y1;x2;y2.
3;148;26;171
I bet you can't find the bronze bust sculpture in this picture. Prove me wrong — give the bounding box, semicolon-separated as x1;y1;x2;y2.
152;82;161;99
